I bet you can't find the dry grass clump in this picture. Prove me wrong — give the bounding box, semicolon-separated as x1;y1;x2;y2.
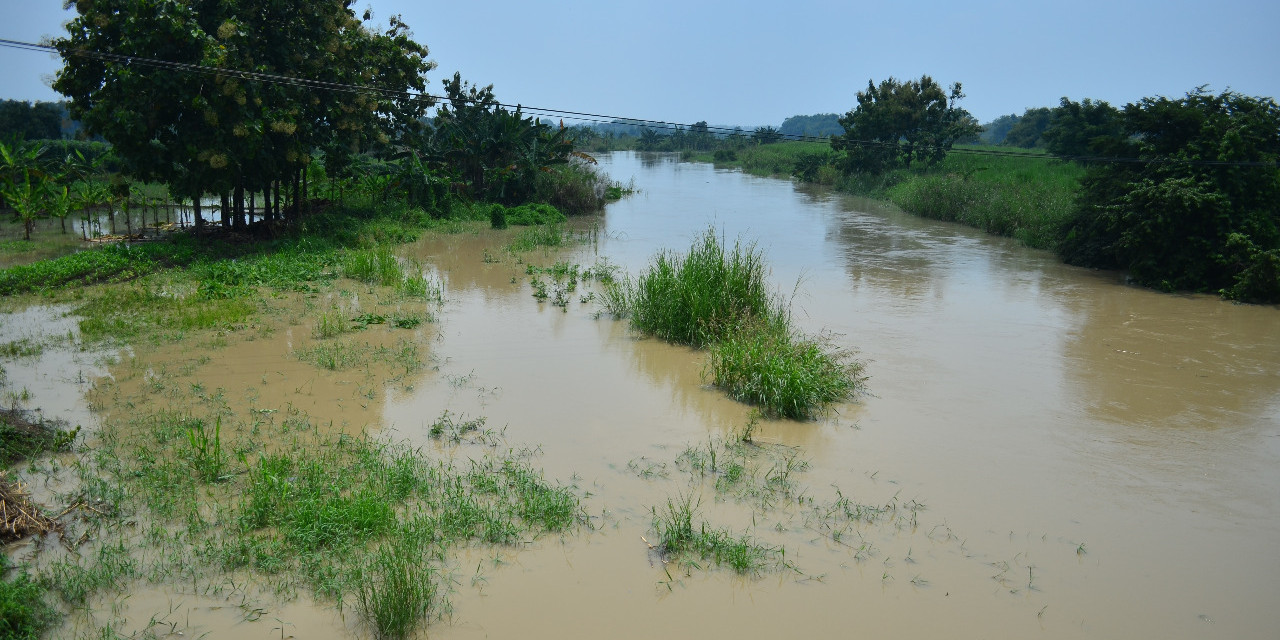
1;471;62;544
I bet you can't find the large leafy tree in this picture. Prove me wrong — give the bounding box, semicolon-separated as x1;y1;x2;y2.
54;0;433;228
1002;107;1052;148
1041;97;1124;159
1058;89;1280;302
833;76;981;173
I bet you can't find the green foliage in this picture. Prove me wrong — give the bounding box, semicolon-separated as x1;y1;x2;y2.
1058;89;1280;301
979;114;1021;145
1003;107;1052;148
491;203;566;227
0;559;59;640
651;493;782;575
356;534;438;640
778;113;843;138
706;321;864;421
54;0;434;219
1042;98;1124;158
613;229;863;418
883;149;1083;249
0;100;64;141
0;408;78;468
627;228;776;348
834;76;982;173
424;73;576;205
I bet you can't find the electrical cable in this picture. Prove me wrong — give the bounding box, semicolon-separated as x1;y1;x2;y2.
1;38;1276;168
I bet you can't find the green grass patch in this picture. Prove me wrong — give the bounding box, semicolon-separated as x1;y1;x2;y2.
627;228;776;348
651;493;783;575
0;555;59;640
609;228;863;418
74;286;256;343
506;223;568;253
78;406;587;636
706;322;864;421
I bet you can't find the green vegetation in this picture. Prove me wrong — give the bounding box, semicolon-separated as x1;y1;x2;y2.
0;553;59;640
832;76;982;172
651;493;782;575
1057;89;1280;301
44;405;584;638
627;230;775;348
0;407;78;468
706;322;864;421
607;228;862;419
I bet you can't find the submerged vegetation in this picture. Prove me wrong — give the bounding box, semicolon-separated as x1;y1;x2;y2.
607;228;863;419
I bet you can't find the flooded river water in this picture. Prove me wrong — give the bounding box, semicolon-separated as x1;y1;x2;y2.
394;152;1280;639
11;151;1280;639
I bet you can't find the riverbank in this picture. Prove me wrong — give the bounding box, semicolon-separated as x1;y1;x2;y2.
691;141;1083;251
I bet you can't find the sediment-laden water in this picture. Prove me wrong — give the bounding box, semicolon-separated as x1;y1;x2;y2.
7;151;1278;639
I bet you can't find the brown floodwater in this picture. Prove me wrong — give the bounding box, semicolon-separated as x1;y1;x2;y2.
8;151;1280;639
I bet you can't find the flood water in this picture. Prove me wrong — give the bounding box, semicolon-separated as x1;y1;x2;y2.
12;151;1280;639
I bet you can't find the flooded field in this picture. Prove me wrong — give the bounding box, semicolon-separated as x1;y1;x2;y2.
5;151;1279;639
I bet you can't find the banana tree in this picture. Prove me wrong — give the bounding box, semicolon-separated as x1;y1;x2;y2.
1;173;50;241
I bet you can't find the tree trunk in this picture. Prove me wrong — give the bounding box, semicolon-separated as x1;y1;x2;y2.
193;196;203;235
233;184;246;231
220;193;230;228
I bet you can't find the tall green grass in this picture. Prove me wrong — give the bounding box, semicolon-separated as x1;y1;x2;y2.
706;322;864;421
612;228;862;419
882;150;1084;249
628;229;776;348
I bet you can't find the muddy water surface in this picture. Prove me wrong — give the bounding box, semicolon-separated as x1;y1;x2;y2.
10;151;1279;639
392;153;1280;639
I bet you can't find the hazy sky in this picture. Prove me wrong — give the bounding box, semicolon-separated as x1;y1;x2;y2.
3;0;1278;127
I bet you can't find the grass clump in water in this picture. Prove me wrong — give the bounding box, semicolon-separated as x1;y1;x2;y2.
612;228;863;418
706;322;864;421
628;228;774;347
651;493;782;575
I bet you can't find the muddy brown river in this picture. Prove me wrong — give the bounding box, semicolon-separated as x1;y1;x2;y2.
10;151;1280;639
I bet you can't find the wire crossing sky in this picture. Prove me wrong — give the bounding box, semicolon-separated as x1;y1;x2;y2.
2;0;1278;126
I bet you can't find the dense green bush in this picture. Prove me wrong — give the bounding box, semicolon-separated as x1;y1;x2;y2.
1058;89;1280;301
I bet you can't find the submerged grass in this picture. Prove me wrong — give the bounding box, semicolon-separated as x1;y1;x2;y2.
43;405;587;638
610;228;862;419
651;493;783;575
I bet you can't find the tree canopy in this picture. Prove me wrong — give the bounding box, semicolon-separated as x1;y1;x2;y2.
1058;88;1280;302
833;76;981;173
53;0;434;226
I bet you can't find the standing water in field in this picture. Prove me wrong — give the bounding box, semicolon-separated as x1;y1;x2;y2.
14;151;1277;639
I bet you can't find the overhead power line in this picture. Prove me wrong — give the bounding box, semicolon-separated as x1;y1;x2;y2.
2;38;1276;168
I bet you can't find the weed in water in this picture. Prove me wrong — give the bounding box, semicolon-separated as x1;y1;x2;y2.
650;493;783;575
356;532;439;640
185;415;226;482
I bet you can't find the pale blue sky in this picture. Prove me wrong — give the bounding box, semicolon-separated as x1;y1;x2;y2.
3;0;1278;127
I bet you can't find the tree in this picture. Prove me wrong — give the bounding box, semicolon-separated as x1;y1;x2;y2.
833;76;981;173
54;0;434;228
1003;107;1052;148
979;114;1020;145
752;126;782;145
779;114;843;139
1041;97;1123;159
0;101;63;141
425;73;575;205
1058;89;1280;302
